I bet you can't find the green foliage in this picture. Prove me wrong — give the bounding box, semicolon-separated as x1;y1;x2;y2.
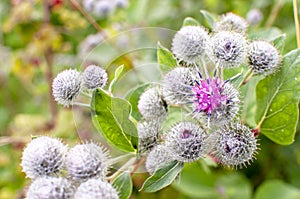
112;172;133;199
161;107;185;131
272;34;286;53
173;163;217;198
109;65;124;93
140;161;184;192
255;49;300;145
173;163;252;199
2;0;300;198
199;10;216;29
240;76;262;127
91;88;138;152
182;17;200;26
125;83;151;121
157;42;177;74
254;180;300;199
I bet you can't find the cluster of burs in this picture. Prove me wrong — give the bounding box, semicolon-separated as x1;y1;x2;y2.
21;65;116;199
21;137;118;199
140;12;281;174
81;0;128;18
20;12;281;199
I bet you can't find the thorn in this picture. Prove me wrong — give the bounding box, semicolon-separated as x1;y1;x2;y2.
224;78;230;84
198;71;202;79
213;69;217;77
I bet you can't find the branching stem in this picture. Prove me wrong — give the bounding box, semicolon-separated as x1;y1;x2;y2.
238;68;253;88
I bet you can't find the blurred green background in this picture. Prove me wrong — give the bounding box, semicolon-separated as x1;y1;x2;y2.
0;0;299;198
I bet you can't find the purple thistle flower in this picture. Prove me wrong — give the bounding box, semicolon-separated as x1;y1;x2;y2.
192;78;227;115
191;76;239;125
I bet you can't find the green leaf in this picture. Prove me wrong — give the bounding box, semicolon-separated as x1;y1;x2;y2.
126;0;149;23
182;17;200;26
162;107;185;131
173;163;251;199
157;42;177;74
240;76;262;128
125;83;151;121
216;173;252;199
248;27;282;40
91;88;138;152
199;10;216;29
172;163;218;198
223;66;246;89
112;172;133;199
254;180;300;199
271;34;286;53
139;160;184;192
109;65;124;93
255;49;300;145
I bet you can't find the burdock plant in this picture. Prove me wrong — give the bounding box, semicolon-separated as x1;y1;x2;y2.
20;7;300;199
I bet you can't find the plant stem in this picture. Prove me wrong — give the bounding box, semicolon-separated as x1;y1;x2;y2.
43;0;57;129
130;157;146;176
107;153;135;165
237;68;253;88
293;0;300;48
81;91;92;98
106;157;137;181
70;0;105;34
73;102;91;108
265;0;285;27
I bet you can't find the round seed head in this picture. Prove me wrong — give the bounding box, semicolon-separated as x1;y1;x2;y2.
209;31;247;68
114;0;129;8
248;40;280;76
52;69;82;107
21;136;67;179
192;78;240;125
213;122;258;168
214;12;248;34
74;178;119;199
145;144;174;175
165;122;209;162
172;25;210;63
82;0;94;12
83;64;108;90
246;9;263;25
26;176;74;199
66;142;110;182
137;119;161;154
78;33;104;57
162;67;195;105
138;86;168;121
93;0;113;18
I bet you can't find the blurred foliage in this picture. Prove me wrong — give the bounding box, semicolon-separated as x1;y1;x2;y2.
0;0;299;198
